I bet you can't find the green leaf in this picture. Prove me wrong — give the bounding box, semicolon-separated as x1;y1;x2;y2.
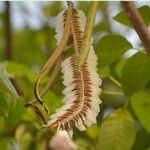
121;52;150;96
5;99;26;127
94;22;111;33
5;61;49;85
0;139;11;150
6;61;28;77
86;125;99;139
132;129;150;150
75;139;93;150
42;2;62;17
98;108;136;150
0;69;18;117
14;28;46;66
99;66;110;78
0;70;18;96
113;6;150;27
96;35;132;67
43;91;63;113
116;58;127;78
131;91;150;133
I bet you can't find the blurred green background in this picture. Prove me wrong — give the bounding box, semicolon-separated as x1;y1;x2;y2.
0;1;150;150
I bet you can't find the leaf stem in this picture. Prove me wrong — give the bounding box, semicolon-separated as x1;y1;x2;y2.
102;91;124;96
108;75;121;87
78;2;99;71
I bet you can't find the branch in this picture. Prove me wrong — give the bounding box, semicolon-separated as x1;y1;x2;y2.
122;1;150;54
108;75;121;87
4;2;24;95
102;91;124;96
4;1;12;60
78;2;99;70
34;3;72;103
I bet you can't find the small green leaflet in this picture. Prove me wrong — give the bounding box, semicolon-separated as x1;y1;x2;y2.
121;52;150;96
131;91;150;133
98;108;136;150
0;69;18;117
96;35;132;67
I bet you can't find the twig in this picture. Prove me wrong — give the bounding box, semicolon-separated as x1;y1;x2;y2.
4;1;12;60
10;79;24;95
34;2;72;103
122;1;150;54
41;55;62;96
102;91;124;96
108;75;121;87
78;2;99;71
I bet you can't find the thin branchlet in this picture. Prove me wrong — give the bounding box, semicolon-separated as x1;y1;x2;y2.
33;3;73;104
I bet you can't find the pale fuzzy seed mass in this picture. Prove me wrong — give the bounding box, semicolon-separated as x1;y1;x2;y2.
44;6;102;134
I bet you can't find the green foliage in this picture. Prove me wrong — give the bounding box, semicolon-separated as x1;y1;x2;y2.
99;66;110;78
25;100;49;129
42;2;62;17
114;6;150;27
6;61;29;77
14;28;47;66
43;91;63;113
131;91;150;133
98;109;136;150
132;129;150;150
5;99;26;127
0;1;150;150
116;58;127;78
96;35;132;67
0;69;18;117
86;125;99;140
121;52;150;96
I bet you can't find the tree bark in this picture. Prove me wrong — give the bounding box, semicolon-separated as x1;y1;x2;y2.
122;1;150;54
4;2;24;95
4;1;12;59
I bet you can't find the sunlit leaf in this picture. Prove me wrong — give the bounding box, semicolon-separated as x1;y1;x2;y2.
131;91;150;133
14;28;46;66
98;108;136;150
116;58;127;78
121;52;150;96
0;69;18;117
86;125;99;139
5;99;26;127
99;66;110;78
75;138;93;150
6;61;28;77
96;35;132;67
43;91;63;113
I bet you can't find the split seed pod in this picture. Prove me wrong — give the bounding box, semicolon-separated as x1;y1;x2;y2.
44;3;102;135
